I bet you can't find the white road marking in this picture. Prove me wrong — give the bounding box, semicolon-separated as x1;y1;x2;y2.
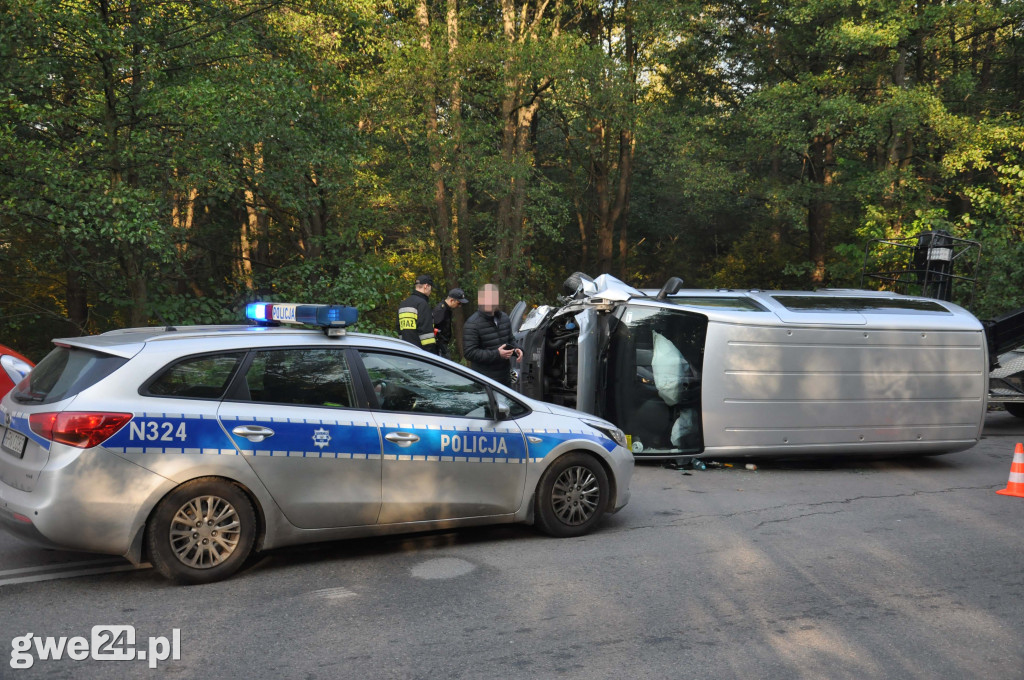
0;558;124;577
0;561;151;586
309;586;357;601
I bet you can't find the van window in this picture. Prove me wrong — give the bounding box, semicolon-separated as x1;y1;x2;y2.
667;296;767;311
11;346;126;405
771;296;951;314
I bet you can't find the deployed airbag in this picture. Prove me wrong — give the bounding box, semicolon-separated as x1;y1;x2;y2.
652;330;690;406
671;409;698;448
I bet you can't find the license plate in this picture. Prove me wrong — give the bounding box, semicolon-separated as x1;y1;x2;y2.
2;427;27;459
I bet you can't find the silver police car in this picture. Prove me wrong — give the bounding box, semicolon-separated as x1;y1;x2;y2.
0;303;632;584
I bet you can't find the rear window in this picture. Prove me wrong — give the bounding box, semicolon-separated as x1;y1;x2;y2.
771;295;952;314
11;346;127;405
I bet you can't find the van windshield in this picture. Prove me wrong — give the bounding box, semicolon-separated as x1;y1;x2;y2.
11;346;127;405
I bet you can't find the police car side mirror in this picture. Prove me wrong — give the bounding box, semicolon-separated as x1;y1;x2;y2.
487;387;511;421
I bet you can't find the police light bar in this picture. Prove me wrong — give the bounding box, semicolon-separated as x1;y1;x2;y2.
245;303;358;336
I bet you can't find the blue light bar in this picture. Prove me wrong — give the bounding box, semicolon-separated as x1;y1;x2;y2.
245;303;272;322
245;303;358;331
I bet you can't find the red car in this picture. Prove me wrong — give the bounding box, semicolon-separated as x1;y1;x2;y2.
0;344;33;397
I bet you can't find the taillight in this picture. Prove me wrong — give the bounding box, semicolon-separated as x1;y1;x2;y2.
29;412;132;448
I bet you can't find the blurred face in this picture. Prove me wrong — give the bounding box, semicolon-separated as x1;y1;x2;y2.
478;286;499;313
447;297;462;308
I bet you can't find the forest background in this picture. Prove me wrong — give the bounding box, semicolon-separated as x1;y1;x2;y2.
2;0;1023;360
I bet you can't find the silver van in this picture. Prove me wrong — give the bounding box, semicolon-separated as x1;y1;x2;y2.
513;275;987;459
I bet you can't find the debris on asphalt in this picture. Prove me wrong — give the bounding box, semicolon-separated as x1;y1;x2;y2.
662;459;759;472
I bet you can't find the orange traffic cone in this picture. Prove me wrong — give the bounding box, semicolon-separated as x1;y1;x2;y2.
996;442;1024;498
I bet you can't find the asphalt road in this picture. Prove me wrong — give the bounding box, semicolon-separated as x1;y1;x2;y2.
2;413;1023;679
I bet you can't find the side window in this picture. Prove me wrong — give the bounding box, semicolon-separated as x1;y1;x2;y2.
145;353;245;400
245;349;356;408
359;351;491;417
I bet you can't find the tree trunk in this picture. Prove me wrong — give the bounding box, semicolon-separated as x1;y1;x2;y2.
806;135;834;286
448;0;470;273
586;1;635;277
240;145;266;289
417;0;457;292
494;0;560;289
447;0;471;358
98;0;148;326
65;267;88;335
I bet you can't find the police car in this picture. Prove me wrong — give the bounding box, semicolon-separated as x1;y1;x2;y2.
0;304;632;584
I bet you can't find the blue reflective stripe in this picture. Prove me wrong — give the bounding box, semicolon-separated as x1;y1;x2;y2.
97;413;614;463
224;418;381;456
379;427;526;460
103;414;234;453
523;431;616;460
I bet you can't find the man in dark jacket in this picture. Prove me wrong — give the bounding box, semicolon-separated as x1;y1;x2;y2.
397;274;439;354
463;283;522;386
432;287;470;359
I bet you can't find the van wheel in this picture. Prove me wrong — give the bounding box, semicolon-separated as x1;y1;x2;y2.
535;453;609;538
1005;403;1024;419
147;478;256;585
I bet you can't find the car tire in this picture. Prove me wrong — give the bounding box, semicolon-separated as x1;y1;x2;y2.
534;452;610;538
1005;403;1024;419
146;478;257;585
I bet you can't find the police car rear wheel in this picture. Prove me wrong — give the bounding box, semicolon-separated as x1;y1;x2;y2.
535;453;609;538
147;478;256;585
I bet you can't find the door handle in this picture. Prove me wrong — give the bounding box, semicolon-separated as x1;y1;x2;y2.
232;425;275;443
384;431;420;447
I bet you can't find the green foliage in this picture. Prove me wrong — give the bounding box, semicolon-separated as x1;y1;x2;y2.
262;252;405;336
2;0;1024;357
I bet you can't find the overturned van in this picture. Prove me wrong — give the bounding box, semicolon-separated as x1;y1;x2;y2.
512;274;988;459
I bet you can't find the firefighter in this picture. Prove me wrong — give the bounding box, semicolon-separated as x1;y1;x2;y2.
397;274;439;354
432;287;470;359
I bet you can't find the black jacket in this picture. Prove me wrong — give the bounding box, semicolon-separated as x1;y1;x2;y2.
397;290;438;354
463;309;514;384
432;301;455;357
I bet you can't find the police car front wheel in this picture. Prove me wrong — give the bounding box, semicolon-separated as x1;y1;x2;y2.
535;453;609;538
146;478;257;585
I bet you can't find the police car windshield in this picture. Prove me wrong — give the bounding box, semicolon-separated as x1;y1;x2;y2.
12;346;127;405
